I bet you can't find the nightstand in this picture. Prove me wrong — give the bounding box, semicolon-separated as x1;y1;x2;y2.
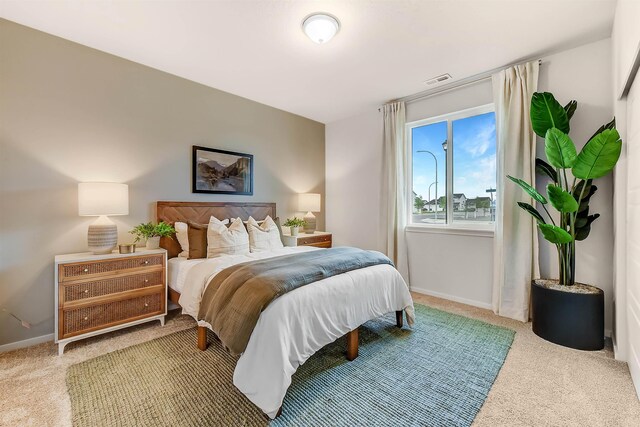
282;231;332;248
54;248;167;355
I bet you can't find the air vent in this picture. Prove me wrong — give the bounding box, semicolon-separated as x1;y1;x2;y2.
425;73;452;85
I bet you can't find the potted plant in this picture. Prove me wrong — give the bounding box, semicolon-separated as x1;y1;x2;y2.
129;221;175;249
283;217;306;236
508;92;622;350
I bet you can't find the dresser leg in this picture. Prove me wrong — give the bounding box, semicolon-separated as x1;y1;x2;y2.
159;316;165;327
58;342;67;356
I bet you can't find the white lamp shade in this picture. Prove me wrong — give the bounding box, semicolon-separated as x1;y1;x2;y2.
78;182;129;216
302;14;340;44
298;193;321;212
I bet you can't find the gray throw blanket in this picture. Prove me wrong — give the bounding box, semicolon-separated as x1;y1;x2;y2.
198;247;394;355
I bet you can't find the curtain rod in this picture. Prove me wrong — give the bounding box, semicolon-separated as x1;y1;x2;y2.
380;58;542;109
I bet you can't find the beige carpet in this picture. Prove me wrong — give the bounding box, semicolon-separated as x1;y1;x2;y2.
1;293;639;426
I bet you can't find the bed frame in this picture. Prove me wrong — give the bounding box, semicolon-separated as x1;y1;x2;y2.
156;200;403;362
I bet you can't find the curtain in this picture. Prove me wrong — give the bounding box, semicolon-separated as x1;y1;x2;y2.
381;101;410;283
491;61;540;322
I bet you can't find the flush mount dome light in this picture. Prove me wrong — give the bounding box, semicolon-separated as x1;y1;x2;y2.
302;13;340;44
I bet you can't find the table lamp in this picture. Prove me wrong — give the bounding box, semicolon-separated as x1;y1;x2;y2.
78;182;129;254
298;193;321;234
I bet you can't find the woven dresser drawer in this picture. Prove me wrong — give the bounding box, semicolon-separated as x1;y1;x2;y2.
62;270;163;303
61;292;163;338
59;254;163;282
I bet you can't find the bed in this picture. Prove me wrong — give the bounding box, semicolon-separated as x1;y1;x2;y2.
157;201;414;419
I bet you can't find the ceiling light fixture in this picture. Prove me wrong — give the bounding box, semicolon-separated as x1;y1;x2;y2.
302;13;340;44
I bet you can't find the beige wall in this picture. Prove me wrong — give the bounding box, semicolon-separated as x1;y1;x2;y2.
0;20;325;348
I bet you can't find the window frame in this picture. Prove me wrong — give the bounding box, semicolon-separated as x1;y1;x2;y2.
406;103;496;234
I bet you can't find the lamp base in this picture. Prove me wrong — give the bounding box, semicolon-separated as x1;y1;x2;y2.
303;211;316;234
88;216;117;254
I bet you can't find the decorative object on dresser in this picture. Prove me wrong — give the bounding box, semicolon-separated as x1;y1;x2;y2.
192;146;253;195
54;248;167;355
282;217;306;236
298;193;321;234
78;182;129;254
282;230;332;248
129;221;176;249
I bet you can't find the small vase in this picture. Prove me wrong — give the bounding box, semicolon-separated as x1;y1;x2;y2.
290;226;299;236
146;236;161;250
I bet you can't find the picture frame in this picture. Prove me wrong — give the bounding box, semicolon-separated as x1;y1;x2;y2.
192;146;254;195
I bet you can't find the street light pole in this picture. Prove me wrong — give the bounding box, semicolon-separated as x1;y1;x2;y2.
428;181;436;213
418;140;447;221
417;150;438;220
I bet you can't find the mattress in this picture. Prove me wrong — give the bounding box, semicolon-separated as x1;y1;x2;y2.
167;257;205;294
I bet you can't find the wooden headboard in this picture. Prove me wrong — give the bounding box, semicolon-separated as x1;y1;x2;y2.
156;201;277;258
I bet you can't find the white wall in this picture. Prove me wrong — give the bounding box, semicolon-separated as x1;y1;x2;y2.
326;110;384;251
612;0;640;395
326;39;615;330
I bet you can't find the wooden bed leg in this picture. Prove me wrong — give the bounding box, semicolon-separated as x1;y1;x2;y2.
197;326;208;351
346;328;359;361
396;310;403;328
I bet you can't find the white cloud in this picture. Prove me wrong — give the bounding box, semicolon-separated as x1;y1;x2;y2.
461;122;496;158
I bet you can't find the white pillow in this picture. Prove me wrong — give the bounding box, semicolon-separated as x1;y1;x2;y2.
175;222;189;258
175;218;229;258
246;216;284;253
207;217;249;258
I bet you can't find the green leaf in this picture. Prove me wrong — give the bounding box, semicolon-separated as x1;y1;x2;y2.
564;100;577;121
572;129;622;180
517;202;546;224
588;118;616;142
507;175;547;204
531;92;570;137
575;214;600;241
547;184;579;213
536;158;558;182
573;180;597;213
545;128;577;169
539;224;573;244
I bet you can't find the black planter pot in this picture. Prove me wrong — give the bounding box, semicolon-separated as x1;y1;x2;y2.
530;279;604;351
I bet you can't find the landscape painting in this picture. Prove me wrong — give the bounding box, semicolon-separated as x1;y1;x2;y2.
192;146;253;195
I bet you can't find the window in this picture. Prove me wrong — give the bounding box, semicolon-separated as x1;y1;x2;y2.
409;104;496;228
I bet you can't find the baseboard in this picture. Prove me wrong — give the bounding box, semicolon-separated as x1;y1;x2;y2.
410;287;493;310
0;333;54;353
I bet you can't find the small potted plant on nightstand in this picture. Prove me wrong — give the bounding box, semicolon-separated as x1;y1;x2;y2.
130;222;175;249
283;217;306;237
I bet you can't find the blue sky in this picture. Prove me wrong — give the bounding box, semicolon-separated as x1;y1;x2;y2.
412;112;496;202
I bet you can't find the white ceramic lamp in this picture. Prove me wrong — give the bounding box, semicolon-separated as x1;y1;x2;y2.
78;183;129;254
298;193;321;234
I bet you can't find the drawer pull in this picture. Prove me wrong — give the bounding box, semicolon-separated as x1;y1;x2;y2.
144;303;149;307
83;268;89;273
83;316;88;321
143;261;149;265
84;289;89;294
144;279;149;283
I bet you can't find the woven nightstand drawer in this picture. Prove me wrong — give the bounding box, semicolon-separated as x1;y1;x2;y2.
297;234;332;247
59;254;163;282
61;292;163;338
62;270;163;303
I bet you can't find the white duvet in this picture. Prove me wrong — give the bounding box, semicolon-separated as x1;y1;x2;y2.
173;247;414;419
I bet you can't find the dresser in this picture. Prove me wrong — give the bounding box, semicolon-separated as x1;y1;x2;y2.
282;231;332;248
54;249;167;355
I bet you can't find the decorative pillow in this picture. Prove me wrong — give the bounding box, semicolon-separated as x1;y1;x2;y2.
176;218;229;258
186;222;208;259
207;217;249;258
246;216;284;253
175;222;189;258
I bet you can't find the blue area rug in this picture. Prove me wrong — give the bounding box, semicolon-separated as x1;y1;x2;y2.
272;304;515;427
67;303;514;427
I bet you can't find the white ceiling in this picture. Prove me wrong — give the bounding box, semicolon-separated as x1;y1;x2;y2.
0;0;616;124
